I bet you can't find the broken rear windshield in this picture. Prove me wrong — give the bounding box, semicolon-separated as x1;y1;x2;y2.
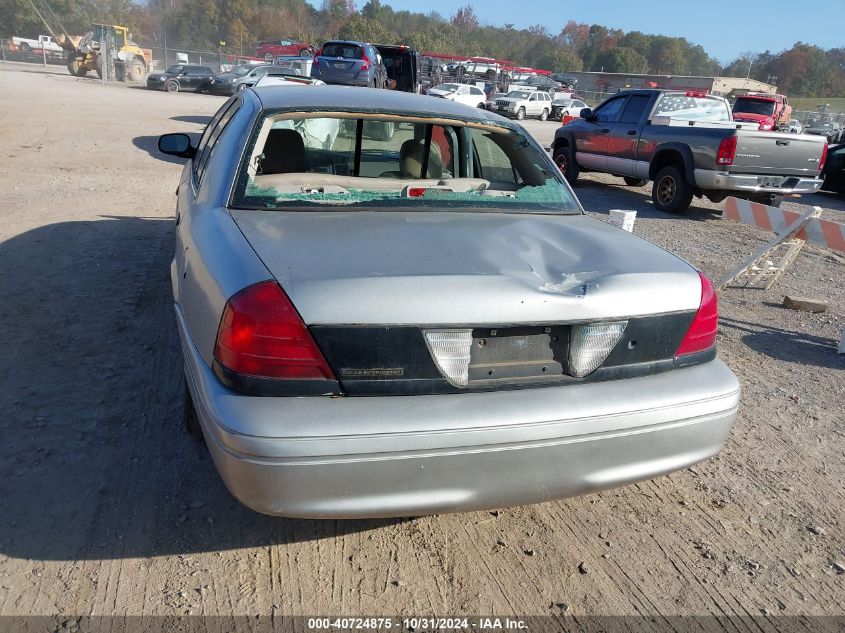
231;112;580;214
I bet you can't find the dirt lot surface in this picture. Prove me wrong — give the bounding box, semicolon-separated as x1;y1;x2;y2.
1;63;843;626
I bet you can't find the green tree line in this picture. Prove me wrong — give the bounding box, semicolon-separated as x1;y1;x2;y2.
3;0;843;96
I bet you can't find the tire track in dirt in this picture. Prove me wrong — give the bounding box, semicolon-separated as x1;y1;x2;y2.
0;64;843;622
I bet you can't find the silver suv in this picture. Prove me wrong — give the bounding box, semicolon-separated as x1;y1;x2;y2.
492;90;552;121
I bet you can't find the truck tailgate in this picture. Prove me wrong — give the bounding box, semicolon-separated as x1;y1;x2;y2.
729;132;826;178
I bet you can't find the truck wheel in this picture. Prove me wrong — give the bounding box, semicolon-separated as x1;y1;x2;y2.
299;47;311;56
127;58;145;82
623;177;648;187
516;107;525;120
67;59;86;77
539;109;549;121
165;80;179;93
553;145;579;184
19;42;31;53
652;165;694;213
750;193;783;208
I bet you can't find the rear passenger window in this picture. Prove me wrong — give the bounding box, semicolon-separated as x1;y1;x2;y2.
619;95;651;124
194;98;240;185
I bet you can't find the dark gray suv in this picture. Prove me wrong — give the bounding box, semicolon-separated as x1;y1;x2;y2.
311;40;386;88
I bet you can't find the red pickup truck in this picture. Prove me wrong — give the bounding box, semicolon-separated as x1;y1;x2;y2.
732;93;792;131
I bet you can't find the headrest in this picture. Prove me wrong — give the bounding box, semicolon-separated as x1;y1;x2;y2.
399;139;443;179
260;128;306;174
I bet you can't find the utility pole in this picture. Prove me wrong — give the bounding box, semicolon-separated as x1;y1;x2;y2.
101;35;106;84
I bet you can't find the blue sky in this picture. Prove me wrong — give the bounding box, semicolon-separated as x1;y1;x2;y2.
358;0;842;63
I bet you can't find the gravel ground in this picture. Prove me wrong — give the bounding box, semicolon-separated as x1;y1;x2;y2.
0;63;843;625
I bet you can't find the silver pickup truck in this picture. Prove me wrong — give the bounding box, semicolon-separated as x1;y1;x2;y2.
552;89;827;213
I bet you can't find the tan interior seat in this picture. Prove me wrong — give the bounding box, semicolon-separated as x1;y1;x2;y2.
400;139;443;179
381;139;444;179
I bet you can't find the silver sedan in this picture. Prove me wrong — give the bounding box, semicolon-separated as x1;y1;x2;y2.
158;85;740;518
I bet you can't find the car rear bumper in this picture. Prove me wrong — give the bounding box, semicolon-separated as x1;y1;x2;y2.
694;169;823;194
209;85;235;95
316;75;369;87
177;305;740;519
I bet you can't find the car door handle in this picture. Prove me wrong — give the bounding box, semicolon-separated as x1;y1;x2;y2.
600;128;610;133
627;130;637;135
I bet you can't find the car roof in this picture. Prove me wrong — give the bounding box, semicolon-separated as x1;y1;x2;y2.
612;89;726;99
322;40;367;46
252;85;509;124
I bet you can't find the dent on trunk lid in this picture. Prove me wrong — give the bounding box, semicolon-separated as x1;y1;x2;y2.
231;210;701;325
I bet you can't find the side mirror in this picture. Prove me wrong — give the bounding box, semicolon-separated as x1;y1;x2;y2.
158;133;196;159
579;107;594;120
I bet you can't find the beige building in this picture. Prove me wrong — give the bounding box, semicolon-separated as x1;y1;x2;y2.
567;71;776;96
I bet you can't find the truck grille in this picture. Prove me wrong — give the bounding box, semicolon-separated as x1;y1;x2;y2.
495;100;510;108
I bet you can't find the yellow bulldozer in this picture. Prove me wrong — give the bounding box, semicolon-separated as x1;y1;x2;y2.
58;24;151;82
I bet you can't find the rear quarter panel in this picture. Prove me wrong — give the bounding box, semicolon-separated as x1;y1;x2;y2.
636;125;734;173
173;93;272;365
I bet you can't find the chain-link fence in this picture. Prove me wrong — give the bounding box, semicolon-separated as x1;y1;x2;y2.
145;46;226;73
2;35;227;76
572;90;615;107
792;109;845;127
1;36;66;67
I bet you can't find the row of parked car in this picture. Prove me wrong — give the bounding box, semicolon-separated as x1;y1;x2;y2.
145;63;308;93
146;40;421;95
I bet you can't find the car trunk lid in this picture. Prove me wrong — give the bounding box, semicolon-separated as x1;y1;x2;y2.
231;210;700;325
231;210;704;394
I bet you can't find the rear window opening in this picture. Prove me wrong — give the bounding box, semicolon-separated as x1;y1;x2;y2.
231;112;579;213
321;43;363;59
652;94;731;122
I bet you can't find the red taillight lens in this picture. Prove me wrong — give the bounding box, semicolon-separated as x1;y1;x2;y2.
312;47;322;65
676;272;718;357
214;281;335;380
716;136;737;166
360;51;371;71
819;143;828;173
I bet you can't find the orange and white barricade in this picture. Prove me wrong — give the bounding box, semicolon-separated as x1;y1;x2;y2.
717;197;844;291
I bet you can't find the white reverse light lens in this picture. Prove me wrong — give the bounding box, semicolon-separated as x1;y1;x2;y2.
569;321;627;378
423;329;473;387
